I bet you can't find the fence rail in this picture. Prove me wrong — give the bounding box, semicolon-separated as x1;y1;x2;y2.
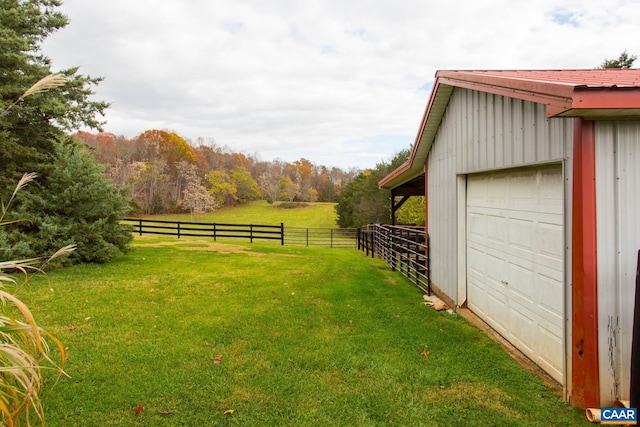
358;224;430;295
284;227;358;248
123;218;358;248
123;218;284;244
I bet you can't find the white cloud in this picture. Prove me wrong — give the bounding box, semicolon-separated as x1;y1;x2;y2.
41;0;640;169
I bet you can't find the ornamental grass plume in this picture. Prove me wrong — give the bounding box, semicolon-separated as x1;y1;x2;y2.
0;74;67;118
0;173;71;427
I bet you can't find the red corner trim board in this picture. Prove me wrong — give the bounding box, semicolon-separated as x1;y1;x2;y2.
571;118;600;409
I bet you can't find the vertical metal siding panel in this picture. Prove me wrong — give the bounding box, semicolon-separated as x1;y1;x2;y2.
503;97;513;166
478;91;488;169
596;120;640;405
614;121;640;403
428;88;466;301
487;94;497;169
456;90;465;172
536;103;551;161
493;94;504;168
595;122;619;404
523;101;537;162
512;99;525;164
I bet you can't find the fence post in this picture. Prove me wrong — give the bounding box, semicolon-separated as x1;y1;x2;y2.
280;223;284;246
213;223;217;241
138;219;142;236
177;222;181;239
306;228;309;247
250;224;253;243
371;227;375;258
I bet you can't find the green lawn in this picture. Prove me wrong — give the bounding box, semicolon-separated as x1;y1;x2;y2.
146;201;339;228
23;236;589;426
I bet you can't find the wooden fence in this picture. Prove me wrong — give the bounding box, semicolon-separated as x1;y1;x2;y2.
123;218;358;248
358;224;430;295
123;218;284;244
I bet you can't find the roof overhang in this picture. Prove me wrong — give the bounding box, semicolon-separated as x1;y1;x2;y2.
380;69;640;190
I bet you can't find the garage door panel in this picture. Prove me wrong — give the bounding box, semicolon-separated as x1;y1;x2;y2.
508;263;535;303
486;291;509;333
467;165;564;383
538;327;563;379
509;218;535;253
507;302;535;350
487;214;507;244
538;274;563;316
538;221;563;257
468;212;486;240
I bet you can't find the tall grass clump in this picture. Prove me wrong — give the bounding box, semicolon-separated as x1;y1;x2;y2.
0;75;70;426
0;173;70;426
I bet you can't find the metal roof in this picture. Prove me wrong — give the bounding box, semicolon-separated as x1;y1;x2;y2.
380;69;640;190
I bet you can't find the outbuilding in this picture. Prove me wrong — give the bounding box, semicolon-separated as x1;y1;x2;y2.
379;69;640;409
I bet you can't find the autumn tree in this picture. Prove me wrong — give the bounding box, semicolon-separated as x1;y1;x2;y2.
229;166;260;203
76;128;359;210
258;161;285;203
208;170;237;206
280;177;300;202
180;163;216;217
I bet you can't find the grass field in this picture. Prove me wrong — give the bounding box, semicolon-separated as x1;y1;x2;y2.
146;201;339;228
22;235;590;426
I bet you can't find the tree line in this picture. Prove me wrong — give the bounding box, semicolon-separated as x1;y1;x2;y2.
73;130;358;216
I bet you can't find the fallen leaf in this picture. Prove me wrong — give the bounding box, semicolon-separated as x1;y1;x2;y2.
159;410;174;416
223;409;235;415
134;405;144;416
84;317;91;321
204;342;212;347
288;358;296;365
66;325;76;331
213;355;223;364
421;347;430;359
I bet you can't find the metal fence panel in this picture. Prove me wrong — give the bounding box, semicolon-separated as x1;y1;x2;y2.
358;224;430;295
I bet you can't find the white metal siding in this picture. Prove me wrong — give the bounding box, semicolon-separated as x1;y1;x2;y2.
466;166;565;383
427;88;573;302
596;120;640;405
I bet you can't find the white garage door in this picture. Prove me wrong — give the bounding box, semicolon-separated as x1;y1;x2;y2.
466;165;564;383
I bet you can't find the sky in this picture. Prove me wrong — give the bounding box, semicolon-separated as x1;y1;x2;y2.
41;0;640;170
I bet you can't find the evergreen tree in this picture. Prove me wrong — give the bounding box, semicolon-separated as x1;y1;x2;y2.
3;138;132;263
0;1;131;263
0;0;108;200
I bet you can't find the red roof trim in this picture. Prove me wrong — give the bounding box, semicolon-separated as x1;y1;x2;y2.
437;76;574;118
572;87;640;110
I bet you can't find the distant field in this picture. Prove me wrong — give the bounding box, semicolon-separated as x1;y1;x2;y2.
141;201;338;228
